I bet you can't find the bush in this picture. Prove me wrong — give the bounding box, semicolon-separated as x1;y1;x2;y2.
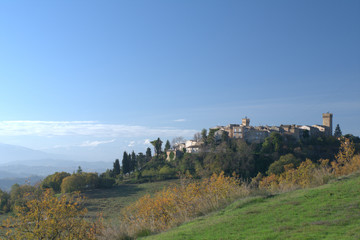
3;189;103;239
61;175;85;193
0;189;10;214
60;173;100;193
9;184;41;211
267;154;300;175
159;166;176;179
331;138;359;176
259;139;360;193
41;172;71;193
116;172;249;237
98;177;115;188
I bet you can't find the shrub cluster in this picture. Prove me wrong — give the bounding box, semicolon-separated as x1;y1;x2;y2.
3;189;103;239
259;138;360;193
109;172;249;238
41;172;101;193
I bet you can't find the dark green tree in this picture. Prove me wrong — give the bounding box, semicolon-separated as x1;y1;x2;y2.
334;124;342;138
151;138;163;155
122;151;131;174
41;172;71;193
267;153;300;175
201;128;207;143
0;189;10;213
165;140;171;151
136;152;146;170
131;151;137;171
113;159;121;176
221;131;229;143
207;128;218;147
76;166;83;174
145;147;152;162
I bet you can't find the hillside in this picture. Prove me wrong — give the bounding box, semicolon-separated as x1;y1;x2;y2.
84;179;180;221
144;173;360;240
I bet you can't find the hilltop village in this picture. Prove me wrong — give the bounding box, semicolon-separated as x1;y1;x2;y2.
170;113;333;157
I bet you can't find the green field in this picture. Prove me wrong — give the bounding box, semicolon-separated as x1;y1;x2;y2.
144;173;360;240
84;179;180;221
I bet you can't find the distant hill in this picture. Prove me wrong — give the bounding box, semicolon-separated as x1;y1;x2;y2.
0;175;43;192
0;143;64;164
0;159;110;177
0;143;112;189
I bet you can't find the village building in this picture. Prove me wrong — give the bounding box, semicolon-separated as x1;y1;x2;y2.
167;113;333;160
213;113;333;144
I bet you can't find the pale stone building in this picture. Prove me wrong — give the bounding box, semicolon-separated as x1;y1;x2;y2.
212;113;333;144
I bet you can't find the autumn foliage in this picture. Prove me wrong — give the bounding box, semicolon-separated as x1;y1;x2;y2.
259;138;360;192
115;172;249;238
2;189;102;240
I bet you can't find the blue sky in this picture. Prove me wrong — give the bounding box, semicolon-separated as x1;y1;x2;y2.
0;0;359;162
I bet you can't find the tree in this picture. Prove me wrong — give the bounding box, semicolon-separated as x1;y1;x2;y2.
131;151;137;172
221;131;229;143
334;124;342;138
4;189;102;239
122;151;131;174
41;172;71;193
207;128;218;147
165;140;171;151
267;153;300;175
145;147;152;162
113;159;121;176
201;129;207;143
136;152;146;170
61;175;85;193
151;138;163;155
193;132;201;142
172;136;185;147
0;189;10;214
77;166;83;174
169;151;175;161
261;132;283;153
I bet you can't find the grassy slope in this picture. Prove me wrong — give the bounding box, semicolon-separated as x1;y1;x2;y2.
84;179;179;221
145;174;360;240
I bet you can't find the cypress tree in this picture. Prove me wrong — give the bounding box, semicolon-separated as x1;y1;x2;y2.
146;147;152;162
122;151;130;174
165;140;171;151
131;151;137;171
113;159;121;176
334;124;342;138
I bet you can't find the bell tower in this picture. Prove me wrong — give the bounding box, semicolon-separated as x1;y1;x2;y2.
242;117;250;126
322;113;333;136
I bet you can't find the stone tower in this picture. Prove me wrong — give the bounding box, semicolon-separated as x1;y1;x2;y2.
322;113;333;136
242;117;250;126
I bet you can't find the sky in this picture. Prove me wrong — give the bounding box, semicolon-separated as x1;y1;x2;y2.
0;0;359;162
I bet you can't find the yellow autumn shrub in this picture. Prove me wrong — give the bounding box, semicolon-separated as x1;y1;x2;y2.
260;138;360;193
2;189;103;240
331;138;359;176
119;172;249;237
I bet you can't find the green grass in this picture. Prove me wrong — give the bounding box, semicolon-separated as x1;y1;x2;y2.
83;179;180;221
144;173;360;240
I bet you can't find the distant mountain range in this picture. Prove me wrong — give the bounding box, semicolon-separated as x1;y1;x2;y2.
0;142;65;164
0;143;112;190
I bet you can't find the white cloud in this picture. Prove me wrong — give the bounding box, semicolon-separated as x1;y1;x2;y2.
144;139;151;145
0;121;197;138
174;119;186;122
128;141;135;147
80;139;116;147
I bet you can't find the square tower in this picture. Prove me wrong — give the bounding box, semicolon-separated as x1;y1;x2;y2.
322;113;333;136
242;117;250;126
